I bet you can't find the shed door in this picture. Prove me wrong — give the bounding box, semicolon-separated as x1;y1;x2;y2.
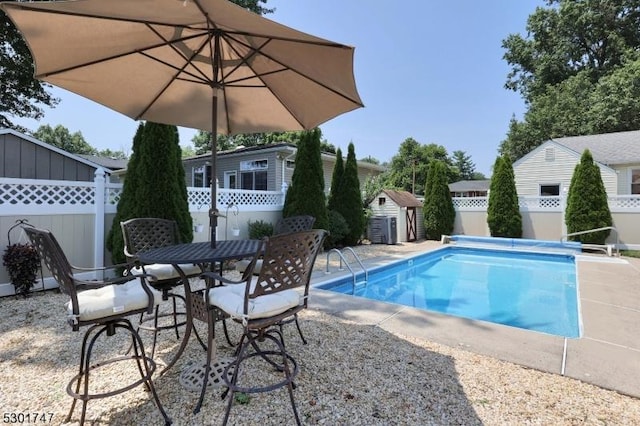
406;207;417;242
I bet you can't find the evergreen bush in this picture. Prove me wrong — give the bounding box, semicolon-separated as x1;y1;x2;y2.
282;129;328;230
423;160;455;240
335;143;365;245
248;219;274;239
106;122;192;264
565;150;612;244
325;210;350;249
327;147;344;212
487;155;522;237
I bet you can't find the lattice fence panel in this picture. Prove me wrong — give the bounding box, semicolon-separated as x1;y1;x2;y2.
1;180;94;205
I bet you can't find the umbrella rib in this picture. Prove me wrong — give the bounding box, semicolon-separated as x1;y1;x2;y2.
135;29;216;120
35;28;212;81
221;34;363;128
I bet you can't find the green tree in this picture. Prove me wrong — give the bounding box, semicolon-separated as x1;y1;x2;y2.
487;156;522;238
423;160;455;240
565;150;612;244
451;150;476;180
282;128;328;230
0;4;59;131
97;148;128;160
33;124;97;155
386;138;452;195
106;123;145;264
106;122;193;264
327;147;344;212
500;0;640;161
336;143;365;245
359;155;380;165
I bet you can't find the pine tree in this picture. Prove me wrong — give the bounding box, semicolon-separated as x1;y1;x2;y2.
565;150;612;244
423;160;455;240
282;129;328;230
106;122;193;264
487;155;522;237
327;147;344;212
336;143;365;245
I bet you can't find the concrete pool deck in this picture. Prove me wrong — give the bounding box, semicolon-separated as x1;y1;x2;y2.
308;241;640;399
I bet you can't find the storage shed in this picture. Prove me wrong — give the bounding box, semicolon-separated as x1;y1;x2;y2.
368;189;424;243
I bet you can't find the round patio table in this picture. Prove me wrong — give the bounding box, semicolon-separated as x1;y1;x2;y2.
138;239;262;376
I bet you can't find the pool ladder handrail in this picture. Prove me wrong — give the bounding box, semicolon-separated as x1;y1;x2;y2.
560;226;619;256
325;247;368;295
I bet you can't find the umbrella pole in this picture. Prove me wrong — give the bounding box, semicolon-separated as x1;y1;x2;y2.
209;92;218;248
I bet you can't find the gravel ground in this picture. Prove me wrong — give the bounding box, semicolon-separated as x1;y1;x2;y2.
1;242;640;425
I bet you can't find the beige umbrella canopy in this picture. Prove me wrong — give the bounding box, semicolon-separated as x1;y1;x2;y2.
2;0;363;246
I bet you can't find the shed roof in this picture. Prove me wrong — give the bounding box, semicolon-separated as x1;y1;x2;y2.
552;130;640;166
380;189;422;207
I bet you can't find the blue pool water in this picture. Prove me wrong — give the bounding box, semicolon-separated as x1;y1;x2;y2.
318;246;581;338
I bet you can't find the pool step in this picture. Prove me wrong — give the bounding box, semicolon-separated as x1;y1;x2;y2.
354;280;367;288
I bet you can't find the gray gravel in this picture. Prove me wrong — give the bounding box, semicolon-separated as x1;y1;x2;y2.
1;241;639;425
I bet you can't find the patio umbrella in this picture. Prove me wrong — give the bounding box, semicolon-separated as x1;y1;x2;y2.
2;0;363;247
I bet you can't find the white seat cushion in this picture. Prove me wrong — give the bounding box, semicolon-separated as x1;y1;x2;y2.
67;279;163;322
130;263;201;281
235;258;264;275
208;280;300;320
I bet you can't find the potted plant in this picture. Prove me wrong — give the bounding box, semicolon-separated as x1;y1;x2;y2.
3;220;41;298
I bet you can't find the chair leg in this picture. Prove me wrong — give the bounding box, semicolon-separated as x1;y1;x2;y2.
66;320;172;425
65;323;99;423
293;314;308;345
222;327;301;426
123;319;172;425
194;309;217;414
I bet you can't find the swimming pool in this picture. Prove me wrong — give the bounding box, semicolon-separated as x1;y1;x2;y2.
317;246;581;338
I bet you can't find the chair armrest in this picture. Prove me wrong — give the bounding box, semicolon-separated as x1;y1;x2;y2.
200;271;245;292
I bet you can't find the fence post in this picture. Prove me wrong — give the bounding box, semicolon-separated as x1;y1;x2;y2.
560;186;568;237
94;168;106;279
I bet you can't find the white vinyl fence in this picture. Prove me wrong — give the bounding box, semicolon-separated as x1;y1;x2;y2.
3;170;640;296
0;170;285;295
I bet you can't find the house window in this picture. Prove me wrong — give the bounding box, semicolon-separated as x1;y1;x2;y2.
286;160;295;169
632;169;640;194
240;159;268;171
239;159;268;190
240;170;267;190
540;184;560;196
193;165;210;188
224;171;236;189
378;197;386;206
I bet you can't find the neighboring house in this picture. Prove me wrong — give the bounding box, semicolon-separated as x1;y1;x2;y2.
513;130;640;196
368;189;424;243
448;180;490;197
182;143;387;193
0;128;116;181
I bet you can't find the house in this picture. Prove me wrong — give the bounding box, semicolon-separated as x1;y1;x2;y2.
449;180;490;197
368;189;424;243
182;143;387;193
513;130;640;196
0;128;118;181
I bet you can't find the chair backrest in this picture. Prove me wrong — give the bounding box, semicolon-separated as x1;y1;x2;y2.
121;218;181;261
22;226;77;300
274;215;316;235
250;229;328;304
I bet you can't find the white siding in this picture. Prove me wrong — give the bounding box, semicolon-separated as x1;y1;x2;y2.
514;142;618;196
614;163;640;194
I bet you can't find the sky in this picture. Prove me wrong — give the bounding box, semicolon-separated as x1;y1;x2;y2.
12;0;543;176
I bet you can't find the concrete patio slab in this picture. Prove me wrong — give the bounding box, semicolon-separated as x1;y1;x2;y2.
309;242;640;399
